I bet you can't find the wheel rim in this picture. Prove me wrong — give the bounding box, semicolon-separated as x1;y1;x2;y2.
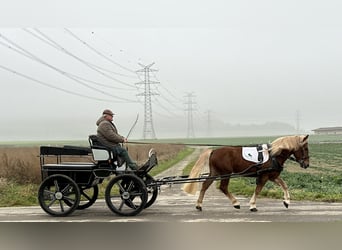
105;174;147;216
38;174;80;217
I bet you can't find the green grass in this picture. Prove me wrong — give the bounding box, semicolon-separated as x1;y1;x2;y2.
0;182;38;207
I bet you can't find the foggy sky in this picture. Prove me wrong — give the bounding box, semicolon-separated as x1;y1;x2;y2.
1;0;342;141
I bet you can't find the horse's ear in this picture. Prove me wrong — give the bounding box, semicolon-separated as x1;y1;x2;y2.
302;134;309;143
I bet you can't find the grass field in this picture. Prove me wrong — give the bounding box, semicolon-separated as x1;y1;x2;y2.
1;134;342;206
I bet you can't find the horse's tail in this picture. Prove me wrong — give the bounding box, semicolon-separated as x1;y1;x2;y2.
182;148;213;195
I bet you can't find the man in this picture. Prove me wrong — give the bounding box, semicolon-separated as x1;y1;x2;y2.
96;109;138;170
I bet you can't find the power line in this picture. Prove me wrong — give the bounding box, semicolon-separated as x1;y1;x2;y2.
151;96;183;118
25;28;136;79
22;29;135;90
26;28;137;89
151;71;184;103
151;85;184;111
64;28;138;75
0;64;118;102
0;34;137;102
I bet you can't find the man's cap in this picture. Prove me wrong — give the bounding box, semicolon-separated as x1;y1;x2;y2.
102;109;114;116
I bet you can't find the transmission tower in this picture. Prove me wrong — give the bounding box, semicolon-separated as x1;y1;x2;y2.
184;92;196;138
136;62;159;139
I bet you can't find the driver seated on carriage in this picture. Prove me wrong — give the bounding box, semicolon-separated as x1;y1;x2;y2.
95;109;138;170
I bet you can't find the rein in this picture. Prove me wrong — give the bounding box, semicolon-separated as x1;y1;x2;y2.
128;141;229;147
127;141;250;147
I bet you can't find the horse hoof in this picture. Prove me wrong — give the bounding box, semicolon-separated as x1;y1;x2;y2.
250;208;258;212
234;205;240;209
196;206;202;211
283;201;289;208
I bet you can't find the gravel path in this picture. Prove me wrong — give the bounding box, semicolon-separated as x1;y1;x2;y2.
154;146;209;179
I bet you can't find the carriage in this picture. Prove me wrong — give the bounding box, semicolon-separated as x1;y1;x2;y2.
38;135;159;217
38;134;310;217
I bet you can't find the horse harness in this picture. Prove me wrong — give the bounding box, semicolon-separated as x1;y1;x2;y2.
289;145;309;168
251;144;284;174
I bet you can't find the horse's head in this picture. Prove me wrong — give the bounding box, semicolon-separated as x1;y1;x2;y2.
292;135;310;169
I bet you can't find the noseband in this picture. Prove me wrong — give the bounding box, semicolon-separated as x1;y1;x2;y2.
289;146;309;168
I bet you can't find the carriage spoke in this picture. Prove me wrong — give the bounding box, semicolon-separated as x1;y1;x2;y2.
63;196;76;203
130;191;143;198
54;180;60;191
80;190;91;201
126;181;134;192
126;199;137;209
59;200;65;212
118;200;125;211
47;198;57;208
118;183;125;193
109;193;122;199
61;184;71;194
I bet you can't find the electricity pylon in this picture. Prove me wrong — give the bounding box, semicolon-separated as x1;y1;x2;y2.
136;62;159;139
184;92;196;138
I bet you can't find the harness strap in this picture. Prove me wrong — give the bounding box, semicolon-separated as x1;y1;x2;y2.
256;157;283;175
257;144;264;163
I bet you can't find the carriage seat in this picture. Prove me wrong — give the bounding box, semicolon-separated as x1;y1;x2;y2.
88;135;115;161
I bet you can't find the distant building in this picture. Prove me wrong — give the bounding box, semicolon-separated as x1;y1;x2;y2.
312;127;342;135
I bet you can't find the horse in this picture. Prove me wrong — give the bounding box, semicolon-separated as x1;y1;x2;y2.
183;135;310;212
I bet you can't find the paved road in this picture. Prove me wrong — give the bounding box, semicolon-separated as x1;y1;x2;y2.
1;146;342;222
1;186;342;222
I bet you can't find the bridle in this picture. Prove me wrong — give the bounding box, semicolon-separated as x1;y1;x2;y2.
289;144;309;169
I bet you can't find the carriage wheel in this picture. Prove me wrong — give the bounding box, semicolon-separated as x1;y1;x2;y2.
141;174;158;209
38;174;80;217
125;173;158;209
64;185;99;210
105;174;147;216
78;185;99;209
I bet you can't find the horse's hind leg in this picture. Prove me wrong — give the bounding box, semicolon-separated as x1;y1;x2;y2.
219;178;240;209
196;178;214;211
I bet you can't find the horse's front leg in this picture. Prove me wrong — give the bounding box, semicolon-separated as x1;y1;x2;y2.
249;176;267;212
272;177;290;208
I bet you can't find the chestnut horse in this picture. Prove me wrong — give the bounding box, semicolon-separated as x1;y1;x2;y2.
183;135;310;212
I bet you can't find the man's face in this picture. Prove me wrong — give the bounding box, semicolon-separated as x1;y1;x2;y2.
104;114;113;121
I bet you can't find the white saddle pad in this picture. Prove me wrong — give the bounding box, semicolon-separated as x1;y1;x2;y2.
242;144;270;163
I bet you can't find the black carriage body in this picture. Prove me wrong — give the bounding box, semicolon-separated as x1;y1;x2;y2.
41;163;97;186
40;146;105;186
